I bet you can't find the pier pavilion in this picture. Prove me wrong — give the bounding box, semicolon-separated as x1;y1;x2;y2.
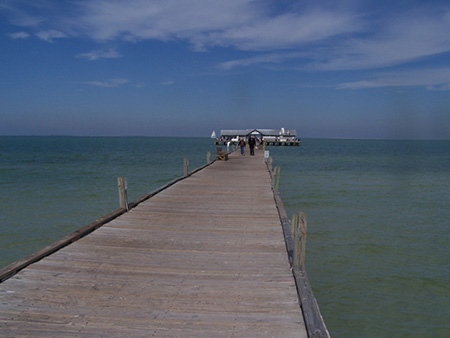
214;128;301;146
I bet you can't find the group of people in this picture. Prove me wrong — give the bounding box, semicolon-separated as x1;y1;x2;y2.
239;136;258;156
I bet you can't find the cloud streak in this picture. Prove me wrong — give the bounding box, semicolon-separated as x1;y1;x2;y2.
308;7;450;71
35;29;66;42
9;31;29;39
69;1;450;74
82;78;129;88
337;67;450;90
212;10;361;51
217;52;306;70
3;1;450;89
72;1;361;51
73;0;260;45
160;81;174;86
76;49;122;61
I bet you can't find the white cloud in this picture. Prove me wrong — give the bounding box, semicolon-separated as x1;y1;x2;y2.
82;78;129;88
217;52;305;70
214;10;361;51
72;0;361;51
3;0;450;75
160;81;174;86
337;67;450;90
11;14;45;28
9;31;30;39
308;8;450;71
70;1;450;73
337;80;379;90
36;29;66;42
74;0;258;44
76;49;122;61
1;1;46;27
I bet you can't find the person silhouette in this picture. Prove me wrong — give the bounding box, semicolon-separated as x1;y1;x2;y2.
248;136;256;156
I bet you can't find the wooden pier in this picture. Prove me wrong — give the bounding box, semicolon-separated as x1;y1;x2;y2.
0;148;327;337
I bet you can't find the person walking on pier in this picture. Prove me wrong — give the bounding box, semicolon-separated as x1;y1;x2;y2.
248;135;256;156
239;138;246;156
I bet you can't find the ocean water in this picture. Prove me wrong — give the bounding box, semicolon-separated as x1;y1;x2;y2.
270;139;450;338
0;136;219;267
1;136;449;337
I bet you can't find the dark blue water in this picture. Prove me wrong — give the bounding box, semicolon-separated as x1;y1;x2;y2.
1;136;449;337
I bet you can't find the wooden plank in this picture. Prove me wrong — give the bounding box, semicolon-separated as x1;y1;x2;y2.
294;268;330;338
0;150;309;337
0;159;218;283
0;208;126;283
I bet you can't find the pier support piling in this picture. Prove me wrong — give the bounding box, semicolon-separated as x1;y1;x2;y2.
184;158;189;176
273;166;280;190
291;213;299;237
293;212;307;271
117;177;128;211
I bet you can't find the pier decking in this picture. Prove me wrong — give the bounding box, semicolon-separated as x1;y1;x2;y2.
0;150;310;337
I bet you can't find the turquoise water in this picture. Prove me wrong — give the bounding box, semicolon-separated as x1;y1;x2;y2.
0;136;218;267
270;139;450;338
1;136;449;337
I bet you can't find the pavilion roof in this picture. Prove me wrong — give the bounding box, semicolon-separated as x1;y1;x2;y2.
220;128;296;137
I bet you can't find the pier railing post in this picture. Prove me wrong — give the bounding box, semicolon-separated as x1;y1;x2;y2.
207;152;211;164
293;212;307;270
117;177;129;211
291;213;299;236
273;166;280;190
184;158;189;176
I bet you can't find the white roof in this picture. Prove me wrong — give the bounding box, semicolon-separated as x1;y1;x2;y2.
220;128;296;137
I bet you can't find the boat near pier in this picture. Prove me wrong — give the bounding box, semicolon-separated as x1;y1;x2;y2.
214;128;301;146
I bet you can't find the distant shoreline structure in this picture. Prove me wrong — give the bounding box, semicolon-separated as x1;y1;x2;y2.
213;128;301;146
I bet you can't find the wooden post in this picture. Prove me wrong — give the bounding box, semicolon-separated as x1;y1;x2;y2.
299;212;307;268
184;158;189;176
293;212;307;271
269;156;273;172
291;213;299;236
207;152;211;163
273;166;280;190
117;177;128;211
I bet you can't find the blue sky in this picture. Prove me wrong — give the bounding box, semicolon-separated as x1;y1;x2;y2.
1;0;449;139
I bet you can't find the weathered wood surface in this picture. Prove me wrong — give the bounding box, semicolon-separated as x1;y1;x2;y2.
271;188;330;338
0;150;307;337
